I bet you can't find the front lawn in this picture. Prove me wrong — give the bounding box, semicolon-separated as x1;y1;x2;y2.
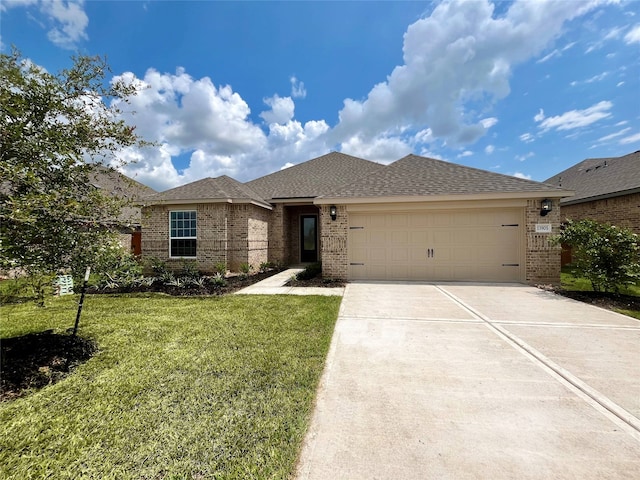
0;293;341;479
560;267;640;319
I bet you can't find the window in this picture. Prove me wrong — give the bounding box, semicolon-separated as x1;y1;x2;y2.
170;211;197;257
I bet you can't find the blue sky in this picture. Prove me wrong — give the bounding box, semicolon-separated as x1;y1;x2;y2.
2;0;639;191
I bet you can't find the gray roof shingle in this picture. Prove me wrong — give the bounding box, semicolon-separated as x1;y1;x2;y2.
245;152;385;200
544;151;640;205
318;154;567;199
145;175;271;208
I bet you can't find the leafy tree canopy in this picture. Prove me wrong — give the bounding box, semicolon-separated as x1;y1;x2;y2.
0;48;146;281
556;219;640;293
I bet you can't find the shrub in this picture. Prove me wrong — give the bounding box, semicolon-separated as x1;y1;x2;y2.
296;262;322;281
239;263;253;279
554;219;640;293
259;261;273;273
210;272;227;288
214;262;227;276
179;259;199;280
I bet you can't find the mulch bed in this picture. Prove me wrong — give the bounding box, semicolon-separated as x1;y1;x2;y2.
1;331;97;402
285;277;346;288
553;289;640;313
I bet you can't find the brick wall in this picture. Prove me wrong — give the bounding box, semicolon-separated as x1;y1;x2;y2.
142;203;270;274
560;192;640;234
268;204;286;265
525;199;562;285
319;204;348;279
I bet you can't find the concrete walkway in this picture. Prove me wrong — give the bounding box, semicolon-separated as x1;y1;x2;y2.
295;282;640;479
234;269;344;296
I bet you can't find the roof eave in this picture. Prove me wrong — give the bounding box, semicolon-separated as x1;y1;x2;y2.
560;187;640;206
314;190;573;205
139;197;273;210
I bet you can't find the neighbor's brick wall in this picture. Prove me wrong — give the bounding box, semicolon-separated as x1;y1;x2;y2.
141;203;229;274
560;192;640;235
525;199;562;285
319;205;348;280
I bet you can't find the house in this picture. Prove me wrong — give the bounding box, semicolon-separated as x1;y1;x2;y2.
140;152;571;284
91;166;157;255
544;151;640;234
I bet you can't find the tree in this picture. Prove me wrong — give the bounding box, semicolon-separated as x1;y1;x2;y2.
0;48;145;303
555;219;640;293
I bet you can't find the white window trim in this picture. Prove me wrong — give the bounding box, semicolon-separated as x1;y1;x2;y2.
169;210;197;258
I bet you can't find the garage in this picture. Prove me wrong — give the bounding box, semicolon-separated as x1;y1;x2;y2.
348;207;524;282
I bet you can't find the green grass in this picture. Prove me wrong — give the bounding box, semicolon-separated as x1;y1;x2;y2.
0;293;341;479
561;266;640;319
560;266;640;296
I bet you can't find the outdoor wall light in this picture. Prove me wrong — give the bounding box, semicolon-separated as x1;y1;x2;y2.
330;205;337;221
540;198;553;217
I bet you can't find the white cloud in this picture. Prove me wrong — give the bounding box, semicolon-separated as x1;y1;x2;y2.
340;135;412;164
520;132;535;143
330;0;610;149
260;95;295;125
620;132;640;145
537;49;560;63
533;109;545;122
513;172;532;180
597;127;631;142
290;76;307;99
617;81;625;87
515;152;534;162
480;117;498;129
485;144;495;154
2;0;89;49
624;24;640;43
43;0;88;48
111;68;335;190
280;162;295;170
536;101;613;132
458;150;473;158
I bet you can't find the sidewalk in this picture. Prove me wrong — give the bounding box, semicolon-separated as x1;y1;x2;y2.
234;269;344;296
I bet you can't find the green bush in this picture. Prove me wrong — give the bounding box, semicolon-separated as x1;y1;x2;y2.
214;262;227;276
554;219;640;293
296;262;322;281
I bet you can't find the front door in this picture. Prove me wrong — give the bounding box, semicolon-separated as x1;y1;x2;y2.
300;215;318;262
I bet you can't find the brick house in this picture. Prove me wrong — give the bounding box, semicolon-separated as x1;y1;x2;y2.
141;152;571;284
544;151;640;264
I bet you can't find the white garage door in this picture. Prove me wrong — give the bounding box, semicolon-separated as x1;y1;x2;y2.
348;209;523;282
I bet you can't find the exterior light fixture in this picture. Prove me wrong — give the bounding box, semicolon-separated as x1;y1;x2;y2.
329;205;337;221
540;199;553;217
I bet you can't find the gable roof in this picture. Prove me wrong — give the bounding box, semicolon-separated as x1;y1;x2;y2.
144;175;271;209
316;154;569;202
544;151;640;205
245;151;385;200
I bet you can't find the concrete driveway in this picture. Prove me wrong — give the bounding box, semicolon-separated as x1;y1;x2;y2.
295;282;640;479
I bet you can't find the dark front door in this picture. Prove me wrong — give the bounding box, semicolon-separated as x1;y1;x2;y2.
300;215;318;262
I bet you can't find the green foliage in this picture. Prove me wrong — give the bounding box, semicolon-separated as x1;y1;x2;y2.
239;262;253;279
179;259;199;280
296;262;322;281
554;219;640;293
0;48;145;282
258;261;273;273
210;272;227;287
213;261;227;275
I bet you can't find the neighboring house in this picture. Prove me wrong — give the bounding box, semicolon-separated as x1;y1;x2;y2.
141;152;571;284
544;151;639;265
90;166;157;255
544;151;640;234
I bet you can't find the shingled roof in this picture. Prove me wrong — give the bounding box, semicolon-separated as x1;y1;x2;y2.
245;152;385;200
145;175;271;209
317;154;568;201
90;166;157;227
544;151;640;205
